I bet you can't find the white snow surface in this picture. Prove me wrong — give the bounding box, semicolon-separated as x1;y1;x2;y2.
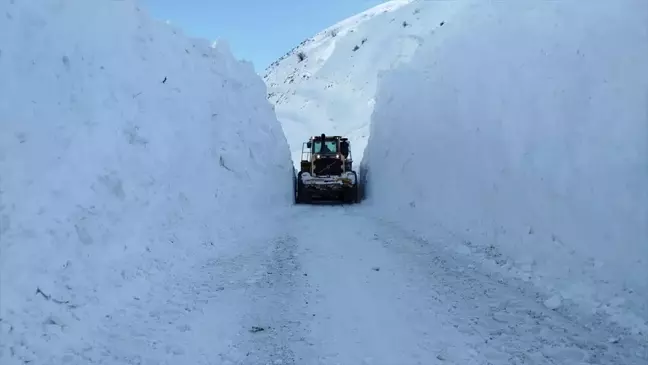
279;206;647;365
362;0;648;336
264;0;445;166
0;0;293;363
2;0;648;364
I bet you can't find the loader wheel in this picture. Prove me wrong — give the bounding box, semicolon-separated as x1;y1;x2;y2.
343;184;359;204
292;168;298;204
353;183;360;203
343;171;359;204
298;184;311;204
296;172;311;204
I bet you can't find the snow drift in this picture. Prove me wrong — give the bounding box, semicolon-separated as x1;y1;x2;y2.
0;0;292;362
362;0;648;333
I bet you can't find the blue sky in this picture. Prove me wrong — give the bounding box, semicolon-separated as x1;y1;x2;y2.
143;0;386;73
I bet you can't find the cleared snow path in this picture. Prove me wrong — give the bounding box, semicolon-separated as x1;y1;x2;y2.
34;205;646;365
233;205;647;365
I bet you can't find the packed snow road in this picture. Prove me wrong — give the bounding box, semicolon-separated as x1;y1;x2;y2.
62;204;646;365
218;204;646;365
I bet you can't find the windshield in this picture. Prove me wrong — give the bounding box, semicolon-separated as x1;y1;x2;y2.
313;140;338;154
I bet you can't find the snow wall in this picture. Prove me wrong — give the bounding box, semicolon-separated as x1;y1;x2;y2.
361;0;648;333
0;0;293;361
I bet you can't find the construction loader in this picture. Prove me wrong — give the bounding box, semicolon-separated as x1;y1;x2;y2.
295;133;360;204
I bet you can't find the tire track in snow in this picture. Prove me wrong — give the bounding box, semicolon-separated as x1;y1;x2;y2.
71;238;270;365
285;205;484;365
80;231;310;365
277;205;647;364
364;212;648;365
235;233;312;365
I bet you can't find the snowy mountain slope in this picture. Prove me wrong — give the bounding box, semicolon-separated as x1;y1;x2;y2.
264;0;466;166
0;0;292;363
362;0;648;335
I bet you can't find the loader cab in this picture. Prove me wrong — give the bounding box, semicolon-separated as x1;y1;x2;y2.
312;139;338;155
300;134;353;175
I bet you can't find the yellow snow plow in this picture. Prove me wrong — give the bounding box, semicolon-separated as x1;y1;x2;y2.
295;133;359;204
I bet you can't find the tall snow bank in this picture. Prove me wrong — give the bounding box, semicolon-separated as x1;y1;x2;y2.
362;0;648;333
0;0;292;362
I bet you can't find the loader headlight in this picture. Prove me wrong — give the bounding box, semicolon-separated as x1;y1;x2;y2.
341;172;356;184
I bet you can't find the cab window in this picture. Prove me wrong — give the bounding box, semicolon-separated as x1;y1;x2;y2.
313;140;337;153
